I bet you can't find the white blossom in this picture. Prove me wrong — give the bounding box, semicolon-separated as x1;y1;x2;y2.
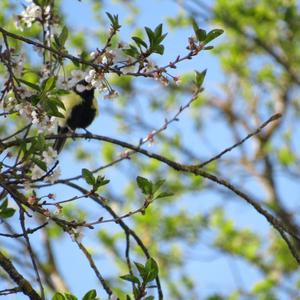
85;69;105;90
68;70;87;87
19;103;34;120
42;147;58;164
18;1;42;29
31;110;40;124
104;90;119;100
85;69;96;83
90;51;97;59
46;167;61;184
56;76;70;89
101;55;108;64
44;5;51;19
5;97;17;111
13;52;26;76
31;165;44;180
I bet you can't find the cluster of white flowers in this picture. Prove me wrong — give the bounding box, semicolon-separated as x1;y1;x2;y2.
30;165;44;180
55;70;87;91
15;0;51;31
56;67;119;99
15;1;41;30
42;147;57;164
15;101;54;131
10;51;26;76
31;165;61;183
5;94;57;133
85;69;106;90
31;147;61;183
90;50;116;65
3;97;18;112
46;167;61;184
38;115;57;133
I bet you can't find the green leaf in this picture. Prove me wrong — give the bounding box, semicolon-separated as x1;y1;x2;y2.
64;294;78;300
82;289;97;300
0;207;16;218
278;146;296;166
154;44;165;55
204;29;224;44
19;78;40;91
156;32;167;45
106;12;114;24
0;199;15;219
0;199;8;210
93;176;110;190
53;35;61;49
153;179;165;193
134;261;147;279
145;27;155;45
52;293;66;300
136;176;153;195
43;97;65;118
59;26;68;46
120;274;140;285
155;192;173;199
191;19;199;35
144;297;154;300
32;158;47;172
55;89;69;96
42;76;57;92
82;168;95;185
132;36;147;48
31;95;41;106
191;19;206;41
133;287;139;299
106;12;121;30
33;0;45;6
195;28;207;42
123;45;140;58
154;24;163;37
195;69;207;88
144;258;159;283
37;134;46;149
48;97;66;110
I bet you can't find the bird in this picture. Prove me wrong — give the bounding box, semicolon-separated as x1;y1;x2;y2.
53;80;98;153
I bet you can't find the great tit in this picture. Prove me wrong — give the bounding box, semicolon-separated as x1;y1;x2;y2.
53;80;98;153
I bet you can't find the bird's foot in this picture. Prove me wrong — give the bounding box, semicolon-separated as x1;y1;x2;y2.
83;128;93;139
67;126;76;140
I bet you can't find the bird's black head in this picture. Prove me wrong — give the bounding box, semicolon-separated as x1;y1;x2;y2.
73;80;95;102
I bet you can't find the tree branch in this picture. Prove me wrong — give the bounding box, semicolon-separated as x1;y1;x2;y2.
0;250;41;300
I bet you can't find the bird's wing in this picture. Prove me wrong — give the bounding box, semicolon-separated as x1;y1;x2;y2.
57;92;83;127
53;126;69;154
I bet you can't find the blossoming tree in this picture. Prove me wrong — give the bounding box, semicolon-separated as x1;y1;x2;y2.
0;0;300;299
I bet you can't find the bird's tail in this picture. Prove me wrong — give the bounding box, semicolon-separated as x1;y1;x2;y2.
53;126;69;154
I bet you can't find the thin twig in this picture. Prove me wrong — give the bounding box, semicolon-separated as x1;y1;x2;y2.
0;287;21;296
18;207;45;300
74;239;113;297
0;249;41;300
64;181;164;300
0;222;48;238
197;113;282;168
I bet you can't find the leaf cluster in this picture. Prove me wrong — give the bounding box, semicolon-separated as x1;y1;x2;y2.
120;258;159;300
123;24;167;58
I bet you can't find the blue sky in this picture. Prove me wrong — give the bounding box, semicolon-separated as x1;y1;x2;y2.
3;1;298;299
53;1;261;298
